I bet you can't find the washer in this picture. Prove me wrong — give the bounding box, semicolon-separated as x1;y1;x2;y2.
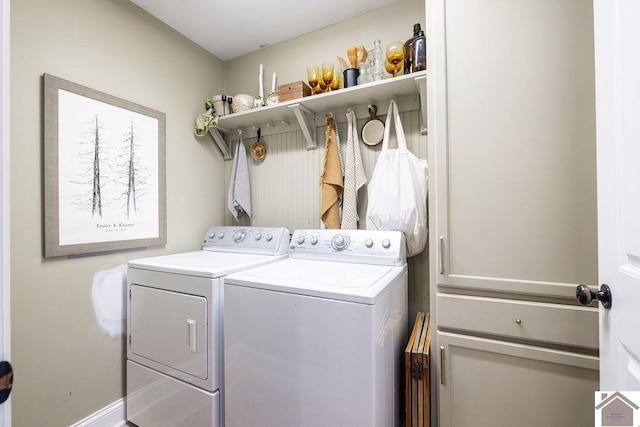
126;226;290;427
223;229;409;427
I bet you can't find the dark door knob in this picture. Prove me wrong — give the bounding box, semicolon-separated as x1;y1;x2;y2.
0;361;12;404
576;284;612;309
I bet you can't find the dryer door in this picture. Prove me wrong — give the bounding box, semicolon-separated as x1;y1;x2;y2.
130;285;208;380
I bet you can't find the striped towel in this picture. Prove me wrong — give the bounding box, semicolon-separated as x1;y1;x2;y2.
341;110;367;229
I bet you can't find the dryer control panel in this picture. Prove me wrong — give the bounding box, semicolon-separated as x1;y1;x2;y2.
202;226;290;255
289;229;406;266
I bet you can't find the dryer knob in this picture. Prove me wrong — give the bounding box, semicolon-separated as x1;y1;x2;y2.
365;238;374;248
382;239;391;249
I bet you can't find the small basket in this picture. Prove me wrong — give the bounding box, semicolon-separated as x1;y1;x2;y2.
231;94;255;113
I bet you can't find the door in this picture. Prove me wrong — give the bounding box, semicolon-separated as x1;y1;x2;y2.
594;0;640;390
129;285;208;380
437;332;598;427
0;0;11;424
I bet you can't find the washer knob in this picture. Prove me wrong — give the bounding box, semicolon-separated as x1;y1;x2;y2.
233;230;246;242
297;235;306;244
332;233;350;251
382;239;391;249
209;232;216;239
217;232;225;239
265;234;273;242
310;236;318;245
254;233;262;241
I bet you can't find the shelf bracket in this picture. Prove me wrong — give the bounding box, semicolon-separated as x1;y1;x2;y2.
415;74;427;135
208;127;232;160
289;103;317;150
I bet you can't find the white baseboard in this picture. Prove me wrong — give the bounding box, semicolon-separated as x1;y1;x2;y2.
70;398;126;427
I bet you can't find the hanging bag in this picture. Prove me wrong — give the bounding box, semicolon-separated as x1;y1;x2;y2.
366;100;428;257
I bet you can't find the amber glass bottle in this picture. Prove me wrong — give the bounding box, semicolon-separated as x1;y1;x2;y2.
404;23;426;73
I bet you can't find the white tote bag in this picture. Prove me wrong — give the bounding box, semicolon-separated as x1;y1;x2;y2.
366;100;428;257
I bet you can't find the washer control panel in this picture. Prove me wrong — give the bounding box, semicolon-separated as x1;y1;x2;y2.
202;226;290;255
289;229;406;266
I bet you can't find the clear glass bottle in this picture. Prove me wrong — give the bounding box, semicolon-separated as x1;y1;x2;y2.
369;39;386;81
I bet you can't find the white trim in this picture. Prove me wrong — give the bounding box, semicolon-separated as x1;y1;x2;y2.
0;0;11;424
69;398;126;427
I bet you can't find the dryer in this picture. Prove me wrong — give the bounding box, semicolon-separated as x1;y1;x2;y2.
126;226;289;427
223;229;409;427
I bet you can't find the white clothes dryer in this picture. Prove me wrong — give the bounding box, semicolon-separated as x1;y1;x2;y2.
126;226;290;427
223;229;409;427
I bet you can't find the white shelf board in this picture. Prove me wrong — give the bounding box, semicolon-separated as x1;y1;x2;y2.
218;70;425;129
212;70;426;158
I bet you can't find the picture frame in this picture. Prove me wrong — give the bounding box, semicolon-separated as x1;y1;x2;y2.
43;73;166;257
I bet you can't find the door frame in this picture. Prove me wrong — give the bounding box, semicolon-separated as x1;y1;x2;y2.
1;0;11;424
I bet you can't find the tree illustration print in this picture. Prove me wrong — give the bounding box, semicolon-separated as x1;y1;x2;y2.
56;88;160;246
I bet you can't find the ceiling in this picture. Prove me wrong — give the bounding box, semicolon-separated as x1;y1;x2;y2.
129;0;403;61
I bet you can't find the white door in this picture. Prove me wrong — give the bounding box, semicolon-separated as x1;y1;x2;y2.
593;0;640;390
0;0;10;424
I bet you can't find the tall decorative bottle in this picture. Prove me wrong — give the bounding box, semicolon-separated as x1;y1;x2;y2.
369;39;386;81
404;23;426;73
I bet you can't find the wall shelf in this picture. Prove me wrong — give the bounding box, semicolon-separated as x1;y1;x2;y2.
209;70;426;160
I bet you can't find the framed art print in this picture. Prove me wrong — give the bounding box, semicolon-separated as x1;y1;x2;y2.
43;73;166;257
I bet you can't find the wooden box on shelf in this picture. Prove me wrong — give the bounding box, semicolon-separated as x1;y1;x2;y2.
277;81;312;102
405;312;431;427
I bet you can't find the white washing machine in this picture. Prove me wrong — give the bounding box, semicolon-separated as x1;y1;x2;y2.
126;226;290;427
223;229;409;427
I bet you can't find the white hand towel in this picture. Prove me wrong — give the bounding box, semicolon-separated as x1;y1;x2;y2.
341;110;367;229
228;134;252;221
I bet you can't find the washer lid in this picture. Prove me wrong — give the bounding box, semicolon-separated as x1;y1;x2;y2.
224;258;407;304
128;251;288;278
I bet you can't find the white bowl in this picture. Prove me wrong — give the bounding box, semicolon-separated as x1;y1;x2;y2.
231;94;255;113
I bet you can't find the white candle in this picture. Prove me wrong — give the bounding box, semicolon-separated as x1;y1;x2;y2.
272;73;276;93
258;64;264;100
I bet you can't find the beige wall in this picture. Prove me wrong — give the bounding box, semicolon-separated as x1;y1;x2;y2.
10;0;225;425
